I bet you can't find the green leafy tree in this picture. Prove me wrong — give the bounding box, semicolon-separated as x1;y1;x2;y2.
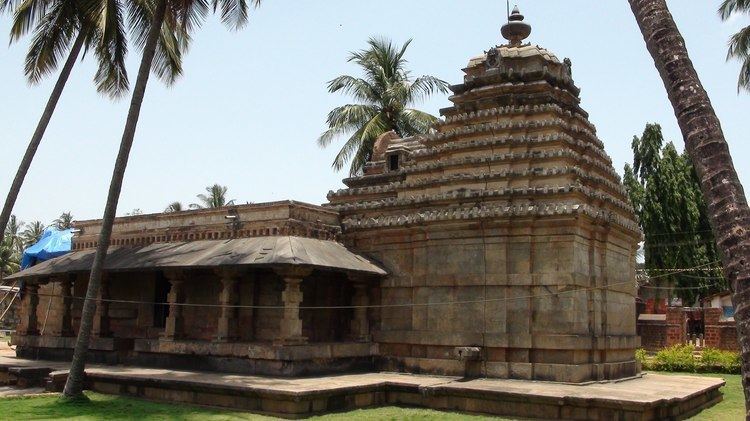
190;184;234;209
719;0;750;91
0;0;130;244
63;0;262;400
21;220;45;248
53;211;74;230
624;124;723;304
318;37;449;175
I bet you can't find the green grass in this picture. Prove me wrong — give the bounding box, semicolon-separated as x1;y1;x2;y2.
0;374;740;420
658;372;744;421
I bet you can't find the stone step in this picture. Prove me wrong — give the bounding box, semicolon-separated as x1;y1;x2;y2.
8;367;52;389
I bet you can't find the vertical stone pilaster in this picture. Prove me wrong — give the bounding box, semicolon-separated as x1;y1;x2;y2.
19;283;40;336
350;279;371;342
274;267;311;346
92;275;110;338
215;269;241;342
163;270;185;341
59;277;74;337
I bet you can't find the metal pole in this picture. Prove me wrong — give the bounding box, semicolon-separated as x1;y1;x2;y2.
507;0;511;22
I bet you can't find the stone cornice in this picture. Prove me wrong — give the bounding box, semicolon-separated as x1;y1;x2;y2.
328;183;634;216
405;149;620;181
327;166;629;201
427;117;600;148
412;132;610;165
437;103;596;134
341;202;640;234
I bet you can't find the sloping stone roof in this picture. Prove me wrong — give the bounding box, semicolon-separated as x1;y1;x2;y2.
7;236;386;280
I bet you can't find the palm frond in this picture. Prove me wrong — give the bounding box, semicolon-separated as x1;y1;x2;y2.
719;0;750;20
317;104;378;147
406;75;450;105
211;0;260;31
326;75;377;102
92;0;129;98
398;108;439;136
22;0;78;84
8;0;50;42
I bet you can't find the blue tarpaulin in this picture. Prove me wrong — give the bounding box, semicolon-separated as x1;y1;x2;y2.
21;228;73;269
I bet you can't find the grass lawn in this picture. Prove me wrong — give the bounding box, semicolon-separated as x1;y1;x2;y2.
0;373;740;420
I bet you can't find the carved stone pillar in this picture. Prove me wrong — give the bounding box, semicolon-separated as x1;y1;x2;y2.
92;276;110;338
50;276;75;337
215;269;241;342
163;271;185;340
60;277;74;336
350;280;371;342
274;268;312;346
18;283;40;336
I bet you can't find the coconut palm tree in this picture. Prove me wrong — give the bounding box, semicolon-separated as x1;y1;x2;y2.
720;0;750;92
318;37;449;175
190;184;234;209
629;0;750;414
164;201;183;212
53;211;74;230
0;0;130;242
62;0;263;400
21;221;45;248
0;235;20;278
4;215;24;253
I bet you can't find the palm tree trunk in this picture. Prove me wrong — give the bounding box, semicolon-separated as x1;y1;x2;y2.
629;0;750;416
0;32;86;238
62;0;168;399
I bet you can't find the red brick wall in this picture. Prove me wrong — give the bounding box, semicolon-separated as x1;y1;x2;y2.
637;320;666;351
704;307;739;351
665;307;686;347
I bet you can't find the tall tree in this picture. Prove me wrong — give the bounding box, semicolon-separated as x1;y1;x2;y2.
0;0;130;242
62;0;263;400
190;184;234;209
624;124;723;304
720;0;750;92
318;38;449;175
21;221;45;248
629;0;750;415
53;211;74;230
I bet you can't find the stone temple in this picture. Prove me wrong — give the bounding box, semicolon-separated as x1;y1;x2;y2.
7;9;641;384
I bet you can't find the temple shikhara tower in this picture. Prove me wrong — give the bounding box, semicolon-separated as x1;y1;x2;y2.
9;8;641;385
328;8;641;382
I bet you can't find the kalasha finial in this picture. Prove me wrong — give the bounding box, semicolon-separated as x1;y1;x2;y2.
501;5;532;46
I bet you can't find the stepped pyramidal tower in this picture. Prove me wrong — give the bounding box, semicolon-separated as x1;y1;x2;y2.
327;8;642;382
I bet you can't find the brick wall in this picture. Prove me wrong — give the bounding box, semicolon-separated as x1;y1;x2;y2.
704;307;739;351
637;320;666;350
637;307;740;352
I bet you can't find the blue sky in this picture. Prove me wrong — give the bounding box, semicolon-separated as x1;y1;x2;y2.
1;1;748;225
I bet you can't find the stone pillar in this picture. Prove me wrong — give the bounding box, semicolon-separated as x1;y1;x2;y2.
215;269;241;342
92;276;110;338
18;283;40;336
50;276;74;337
274;268;311;346
350;279;371;342
163;271;185;340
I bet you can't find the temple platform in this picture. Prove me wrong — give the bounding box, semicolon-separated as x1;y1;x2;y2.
0;355;725;420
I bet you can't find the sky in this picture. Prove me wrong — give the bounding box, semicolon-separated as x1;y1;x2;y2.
1;1;748;226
